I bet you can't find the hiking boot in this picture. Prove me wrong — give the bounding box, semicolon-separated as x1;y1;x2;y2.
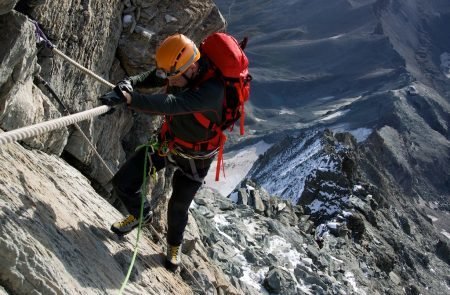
110;212;152;236
165;243;182;271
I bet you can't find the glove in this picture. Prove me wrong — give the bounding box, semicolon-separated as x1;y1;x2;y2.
98;78;133;108
99;87;126;106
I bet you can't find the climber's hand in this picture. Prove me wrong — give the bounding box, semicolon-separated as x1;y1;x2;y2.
99;87;127;106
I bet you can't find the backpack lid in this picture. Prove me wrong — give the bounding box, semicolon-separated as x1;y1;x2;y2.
200;32;249;78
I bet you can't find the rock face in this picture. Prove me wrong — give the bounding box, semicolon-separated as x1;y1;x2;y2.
0;11;68;155
0;141;192;294
118;0;225;75
0;1;234;294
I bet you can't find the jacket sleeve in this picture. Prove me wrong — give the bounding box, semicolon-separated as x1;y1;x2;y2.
129;79;224;120
127;70;167;88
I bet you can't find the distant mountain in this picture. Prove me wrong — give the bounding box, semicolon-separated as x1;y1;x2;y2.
214;0;450;140
216;0;450;201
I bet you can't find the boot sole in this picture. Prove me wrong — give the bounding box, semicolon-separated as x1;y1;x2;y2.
110;216;153;236
164;259;179;272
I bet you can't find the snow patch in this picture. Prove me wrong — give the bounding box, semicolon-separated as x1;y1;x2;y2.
307;199;342;215
214;214;230;226
254;117;267;122
240;266;270;294
353;185;364;191
441;230;450;240
330;34;344;39
319;110;350;121
279;108;296;115
440;52;450;78
427;215;438;222
349;128;372;142
123;15;133;25
165;14;178;23
345;271;366;295
253;134;330;204
205;141;272;197
330;255;344;264
331;124;372;143
307;199;325;213
317;95;336;101
229;191;238;203
267;236;302;271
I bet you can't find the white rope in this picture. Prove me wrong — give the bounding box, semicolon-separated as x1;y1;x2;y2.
0;105;111;145
52;48;115;88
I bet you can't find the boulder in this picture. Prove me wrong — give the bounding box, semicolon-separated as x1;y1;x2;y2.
249;190;265;213
237;188;249;205
435;238;450;265
264;266;298;294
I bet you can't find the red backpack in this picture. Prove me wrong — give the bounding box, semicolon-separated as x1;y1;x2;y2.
200;32;252;136
161;33;252;181
200;33;251;180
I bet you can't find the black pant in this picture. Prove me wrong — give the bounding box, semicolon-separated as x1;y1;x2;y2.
112;146;212;246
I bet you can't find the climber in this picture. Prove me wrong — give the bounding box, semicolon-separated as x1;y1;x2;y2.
99;33;225;271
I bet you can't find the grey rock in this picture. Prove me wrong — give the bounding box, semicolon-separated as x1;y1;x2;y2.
389;271;401;285
165;14;178;23
217;198;234;211
194;195;208;206
237;188;248;205
249;190;265;213
294;264;310;281
0;11;68;155
0;1;18;15
310;284;326;295
374;248;395;273
118;0;225;76
264;267;298;294
435;238;450;265
243;248;258;264
305;245;320;264
304;276;328;292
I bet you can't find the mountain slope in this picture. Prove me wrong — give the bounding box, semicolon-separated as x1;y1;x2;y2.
0;141;191;294
246;130;450;294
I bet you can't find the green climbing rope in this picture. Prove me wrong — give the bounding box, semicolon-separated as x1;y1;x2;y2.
118;144;149;294
118;138;160;294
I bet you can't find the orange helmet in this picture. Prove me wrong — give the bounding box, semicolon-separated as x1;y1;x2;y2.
155;34;200;78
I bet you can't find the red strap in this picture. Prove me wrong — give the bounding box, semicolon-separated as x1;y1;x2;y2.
193;113;212;129
215;132;227;181
240;103;245;135
172;135;219;151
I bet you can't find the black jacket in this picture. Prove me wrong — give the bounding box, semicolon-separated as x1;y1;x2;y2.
127;67;224;144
